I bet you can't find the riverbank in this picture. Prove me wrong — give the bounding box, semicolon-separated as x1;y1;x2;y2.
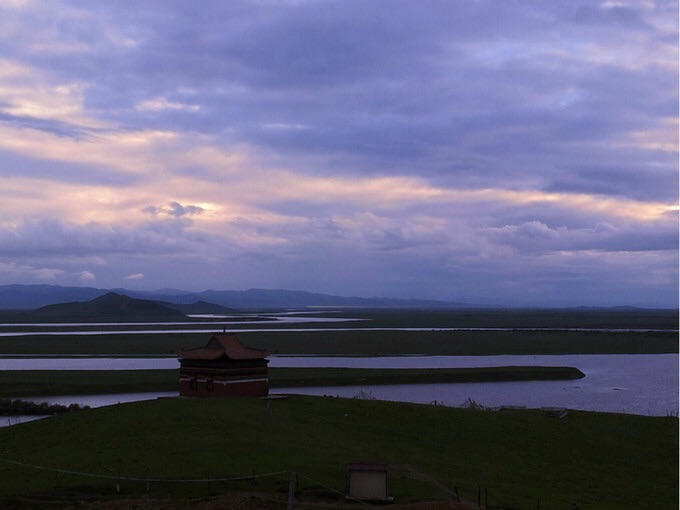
269;365;584;387
0;398;89;416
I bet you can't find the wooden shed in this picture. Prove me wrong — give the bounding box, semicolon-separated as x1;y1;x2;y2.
347;463;392;502
177;333;269;398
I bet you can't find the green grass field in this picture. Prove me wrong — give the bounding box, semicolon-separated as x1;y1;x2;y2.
0;307;677;357
0;395;676;509
0;365;585;398
0;329;676;357
2;307;676;329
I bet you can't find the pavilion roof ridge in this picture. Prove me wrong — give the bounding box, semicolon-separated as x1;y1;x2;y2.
177;332;269;360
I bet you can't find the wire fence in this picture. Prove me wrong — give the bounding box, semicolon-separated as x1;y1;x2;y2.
0;456;288;484
0;454;566;509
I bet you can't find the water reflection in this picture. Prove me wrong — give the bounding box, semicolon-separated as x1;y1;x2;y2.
0;357;179;370
270;353;679;416
24;391;178;408
1;415;46;427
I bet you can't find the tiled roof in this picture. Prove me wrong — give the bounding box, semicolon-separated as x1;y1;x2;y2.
177;333;269;360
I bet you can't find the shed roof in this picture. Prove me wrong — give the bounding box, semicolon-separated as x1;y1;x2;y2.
349;463;388;472
177;333;269;361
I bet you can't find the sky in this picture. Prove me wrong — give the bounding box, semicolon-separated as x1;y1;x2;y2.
0;0;678;308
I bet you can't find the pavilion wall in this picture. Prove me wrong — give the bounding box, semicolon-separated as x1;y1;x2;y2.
178;358;269;398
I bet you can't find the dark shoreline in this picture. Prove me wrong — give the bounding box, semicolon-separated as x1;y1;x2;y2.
269;365;585;387
0;398;90;416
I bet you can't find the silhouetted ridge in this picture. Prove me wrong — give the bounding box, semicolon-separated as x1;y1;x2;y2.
0;284;467;311
27;292;188;321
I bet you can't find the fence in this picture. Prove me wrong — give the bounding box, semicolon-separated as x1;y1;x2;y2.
0;455;568;509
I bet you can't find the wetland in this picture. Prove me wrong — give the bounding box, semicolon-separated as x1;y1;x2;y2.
0;307;676;508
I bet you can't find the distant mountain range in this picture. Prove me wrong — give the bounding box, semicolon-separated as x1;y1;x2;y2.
0;284;463;311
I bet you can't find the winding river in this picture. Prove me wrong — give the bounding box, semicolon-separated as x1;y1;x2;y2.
1;353;676;422
1;315;676;423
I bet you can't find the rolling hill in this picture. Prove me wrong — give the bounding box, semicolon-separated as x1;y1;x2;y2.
21;292;189;321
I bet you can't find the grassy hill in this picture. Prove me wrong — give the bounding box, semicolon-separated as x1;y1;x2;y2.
18;292;188;322
0;396;676;509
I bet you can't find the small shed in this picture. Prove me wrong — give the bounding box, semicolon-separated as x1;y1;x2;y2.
177;333;269;398
347;463;392;502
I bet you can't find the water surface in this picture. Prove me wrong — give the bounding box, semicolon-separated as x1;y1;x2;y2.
2;354;675;419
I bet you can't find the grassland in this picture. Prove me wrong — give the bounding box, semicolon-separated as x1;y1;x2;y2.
0;309;676;508
0;370;178;398
0;328;676;357
2;306;677;329
269;365;585;387
0;308;672;400
314;307;680;330
0;395;676;509
0;307;676;353
0;366;585;398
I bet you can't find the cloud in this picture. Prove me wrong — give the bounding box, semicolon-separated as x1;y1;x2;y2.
124;273;144;281
142;201;205;218
0;0;676;306
135;97;200;112
0;261;64;283
0;217;206;259
2;2;675;196
487;219;679;255
77;270;96;282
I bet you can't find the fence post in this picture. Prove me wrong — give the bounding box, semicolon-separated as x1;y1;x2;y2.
287;468;297;510
116;459;121;493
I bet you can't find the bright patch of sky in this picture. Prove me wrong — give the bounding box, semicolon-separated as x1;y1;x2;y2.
0;0;677;307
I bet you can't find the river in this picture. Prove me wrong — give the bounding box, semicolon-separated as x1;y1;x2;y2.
1;354;676;424
273;353;678;416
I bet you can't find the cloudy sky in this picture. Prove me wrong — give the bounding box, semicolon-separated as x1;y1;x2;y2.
0;0;677;307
